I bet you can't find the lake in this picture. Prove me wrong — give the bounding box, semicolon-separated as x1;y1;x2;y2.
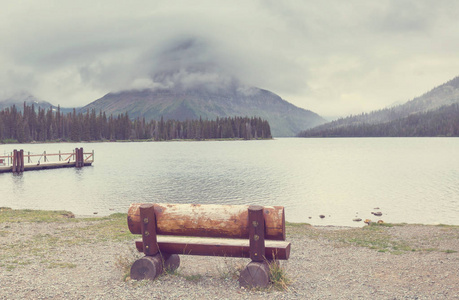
1;138;458;227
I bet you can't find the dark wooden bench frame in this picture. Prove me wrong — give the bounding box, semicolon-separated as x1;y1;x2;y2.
127;203;291;287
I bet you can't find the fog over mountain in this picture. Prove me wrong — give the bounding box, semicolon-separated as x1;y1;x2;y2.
77;38;324;137
2;1;459;117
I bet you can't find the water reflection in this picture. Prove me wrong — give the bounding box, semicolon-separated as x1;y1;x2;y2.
74;168;85;181
12;173;24;185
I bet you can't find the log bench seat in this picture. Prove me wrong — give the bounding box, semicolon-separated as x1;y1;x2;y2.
127;203;291;288
135;236;290;259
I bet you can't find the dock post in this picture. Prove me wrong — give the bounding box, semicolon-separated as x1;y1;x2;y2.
19;150;24;172
11;149;24;174
75;148;78;168
18;150;21;173
75;148;78;167
12;150;17;173
28;152;31;163
75;148;84;168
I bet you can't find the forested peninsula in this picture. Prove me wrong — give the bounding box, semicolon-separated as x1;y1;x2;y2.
298;103;459;137
0;103;272;143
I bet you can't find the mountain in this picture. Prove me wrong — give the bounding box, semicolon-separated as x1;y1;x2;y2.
82;84;326;137
0;92;74;114
0;92;53;111
298;76;459;137
298;103;459;137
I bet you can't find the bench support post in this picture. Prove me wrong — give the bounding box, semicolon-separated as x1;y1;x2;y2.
239;205;270;288
130;203;180;280
140;203;159;256
248;205;265;262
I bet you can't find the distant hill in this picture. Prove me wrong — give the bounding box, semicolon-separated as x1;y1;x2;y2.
0;92;53;111
298;76;459;137
0;92;74;114
81;84;326;137
298;103;459;137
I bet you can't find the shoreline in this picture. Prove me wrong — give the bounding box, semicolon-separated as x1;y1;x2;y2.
2;207;459;228
0;137;274;145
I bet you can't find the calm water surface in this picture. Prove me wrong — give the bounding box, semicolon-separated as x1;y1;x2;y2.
1;138;458;227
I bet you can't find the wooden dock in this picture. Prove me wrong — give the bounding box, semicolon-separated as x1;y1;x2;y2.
0;148;94;174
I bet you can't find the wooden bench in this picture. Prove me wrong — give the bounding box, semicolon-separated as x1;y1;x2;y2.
127;203;291;287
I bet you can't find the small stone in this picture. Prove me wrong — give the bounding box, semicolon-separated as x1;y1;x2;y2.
61;212;75;218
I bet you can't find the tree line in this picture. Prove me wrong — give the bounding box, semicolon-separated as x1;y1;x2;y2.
298;103;459;137
0;103;272;143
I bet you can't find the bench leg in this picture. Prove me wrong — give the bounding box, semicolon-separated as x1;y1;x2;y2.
238;261;270;288
130;253;180;281
130;254;163;280
162;253;180;272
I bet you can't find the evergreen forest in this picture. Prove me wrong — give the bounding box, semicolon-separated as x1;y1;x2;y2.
0;103;272;143
298;103;459;137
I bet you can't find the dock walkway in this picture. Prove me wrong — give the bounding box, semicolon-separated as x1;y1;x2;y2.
0;148;93;174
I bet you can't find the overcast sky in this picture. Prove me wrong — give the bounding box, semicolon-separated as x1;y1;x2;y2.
1;0;459;118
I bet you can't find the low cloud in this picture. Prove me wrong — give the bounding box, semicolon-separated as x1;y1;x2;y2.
1;1;459;116
146;37;234;90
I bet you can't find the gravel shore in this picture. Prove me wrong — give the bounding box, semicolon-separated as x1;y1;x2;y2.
1;214;458;299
